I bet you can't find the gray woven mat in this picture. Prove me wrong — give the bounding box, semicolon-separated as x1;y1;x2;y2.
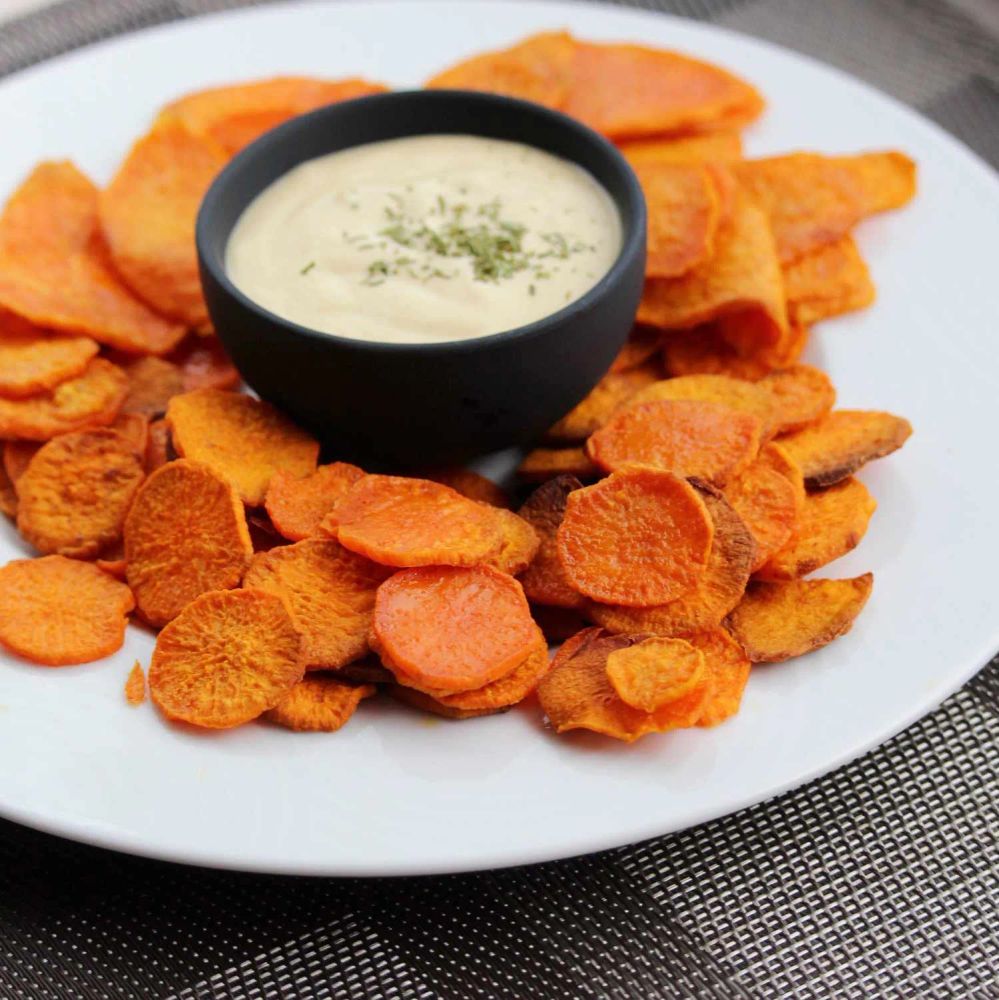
1;1;997;998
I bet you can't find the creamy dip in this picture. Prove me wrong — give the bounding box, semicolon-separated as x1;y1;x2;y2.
226;134;622;344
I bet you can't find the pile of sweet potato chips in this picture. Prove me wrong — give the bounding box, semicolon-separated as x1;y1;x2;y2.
0;33;914;742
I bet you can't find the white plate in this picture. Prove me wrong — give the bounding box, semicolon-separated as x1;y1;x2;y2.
1;0;997;877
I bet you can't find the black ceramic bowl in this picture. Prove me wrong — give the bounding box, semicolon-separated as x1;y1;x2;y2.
197;90;646;466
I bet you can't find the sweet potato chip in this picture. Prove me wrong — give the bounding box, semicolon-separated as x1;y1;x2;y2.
162;76;389;155
735;152;917;263
517;446;599;483
759;364;836;436
0;330;98;399
167;389;319;505
16;428;145;558
0;162;185;354
564;41;763;139
663;322;808;381
388;684;506;720
757;441;806;514
325;475;504;568
124;459;252;627
723;454;799;571
425;31;575;109
484;508;541;576
783;237;875;326
585;486;755;635
636;163;720;278
150;588;304;728
0;460;17;518
688;628;751;727
262;674;376;732
420;467;510;508
373;565;538;694
557;469;713;607
588;399;763;486
100;120;228;326
125;661;146;705
517;475;586;610
0;555;134;665
757;477;876;581
144;418;171;473
726;574;873;662
605;636;706;711
638;188;789;356
120;355;185;416
778;410;912;488
169;334;241;391
0;358;127;441
264;463;366;541
619;130;743;167
3;439;39;486
545;366;660;443
244;538;390;671
609;327;664;373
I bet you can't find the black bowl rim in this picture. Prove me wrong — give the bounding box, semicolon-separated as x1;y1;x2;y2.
196;88;647;356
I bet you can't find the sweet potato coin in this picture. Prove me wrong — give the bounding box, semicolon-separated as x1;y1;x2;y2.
262;674;376;732
124;459;253;627
605;636;706;712
585;486;755;635
688;628;751;727
100;119;229;326
484;509;541;576
517;446;599;483
149;588;304;729
726;574;873;662
420;467;510;508
120;355;185;416
557;469;714;607
779;410;912;488
0;358;127;441
373;565;538;694
0;162;185;354
125;662;146;705
756;477;876;581
783;237;875;326
16;428;145;558
626;374;775;435
722;454;799;571
0;555;134;665
517;475;586;610
264;463;366;541
167;389;319;506
326;475;504;568
588;399;763;486
545;366;660;443
0;330;98;399
759;365;836;436
243;539;390;671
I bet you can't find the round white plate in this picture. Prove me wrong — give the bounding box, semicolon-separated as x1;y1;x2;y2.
1;0;997;877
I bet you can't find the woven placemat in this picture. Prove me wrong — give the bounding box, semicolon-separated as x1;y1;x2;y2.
1;2;997;997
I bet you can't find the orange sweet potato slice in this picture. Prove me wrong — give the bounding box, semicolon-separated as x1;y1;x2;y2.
419;467;511;508
726;574;873;662
517;446;600;483
757;441;806;514
564;41;763;140
735;152;917;264
609;327;664;373
262;674;376;732
0;329;98;399
167;389;319;505
120;355;185;417
124;459;253;627
373;565;538;694
162;76;389;155
144;418;171;473
0;555;134;665
0;358;127;441
758;364;836;436
425;31;575;110
517;475;586;610
0;460;16;517
168;334;241;391
3;439;39;486
605;636;706;711
619;130;743;167
663;321;808;381
557;469;714;607
15;428;145;558
722;454;799;571
585;486;755;635
264;463;366;541
325;475;504;568
778;410;912;488
125;661;146;705
756;477;876;581
243;538;390;671
636;163;720;278
545;366;660;443
484;509;541;576
100;120;229;326
783;237;875;326
587;399;763;486
150;588;304;728
0;162;185;354
689;628;751;727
